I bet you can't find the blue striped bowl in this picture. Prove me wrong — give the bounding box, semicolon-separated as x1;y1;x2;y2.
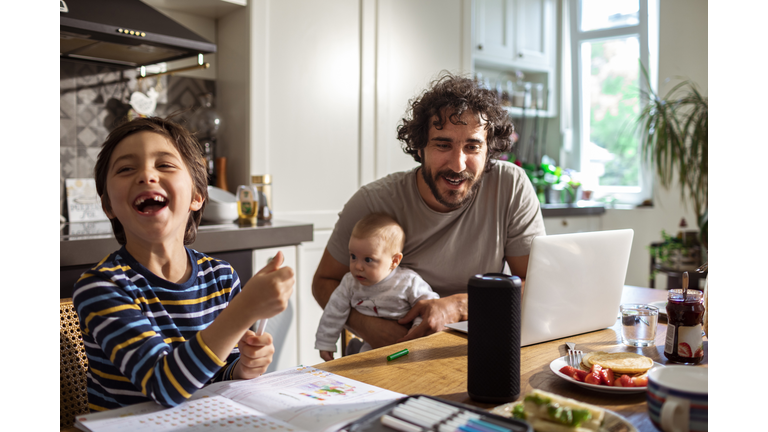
647;366;707;432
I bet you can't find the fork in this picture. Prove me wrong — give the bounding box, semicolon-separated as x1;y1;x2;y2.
566;342;583;368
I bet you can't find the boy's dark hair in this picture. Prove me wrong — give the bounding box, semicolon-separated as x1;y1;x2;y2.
94;116;208;245
396;72;515;171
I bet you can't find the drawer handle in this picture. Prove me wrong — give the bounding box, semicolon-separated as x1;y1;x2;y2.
477;44;483;50
561;220;568;227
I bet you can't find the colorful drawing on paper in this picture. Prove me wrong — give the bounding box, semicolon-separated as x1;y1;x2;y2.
299;379;356;398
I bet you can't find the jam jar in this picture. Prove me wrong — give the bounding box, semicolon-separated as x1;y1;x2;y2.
663;289;705;364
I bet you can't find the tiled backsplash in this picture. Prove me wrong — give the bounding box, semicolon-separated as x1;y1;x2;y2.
60;59;215;218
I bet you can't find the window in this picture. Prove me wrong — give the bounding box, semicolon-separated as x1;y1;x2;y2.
567;0;658;205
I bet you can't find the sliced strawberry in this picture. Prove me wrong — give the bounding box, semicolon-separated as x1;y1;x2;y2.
572;369;589;382
584;373;601;385
694;346;704;357
559;366;578;376
599;368;615;386
678;342;692;357
619;374;634;387
632;376;648;387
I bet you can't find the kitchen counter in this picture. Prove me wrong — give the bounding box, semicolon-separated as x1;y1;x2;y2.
60;219;313;266
60;219;313;298
540;201;605;217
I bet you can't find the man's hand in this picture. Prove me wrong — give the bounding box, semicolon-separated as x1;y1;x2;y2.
233;330;275;380
320;351;334;362
396;294;468;342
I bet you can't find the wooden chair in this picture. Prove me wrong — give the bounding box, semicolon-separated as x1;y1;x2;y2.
60;298;89;428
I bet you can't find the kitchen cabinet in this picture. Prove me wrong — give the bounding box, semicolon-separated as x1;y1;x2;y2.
470;0;558;117
296;230;332;367
543;215;602;235
252;246;299;373
473;0;557;71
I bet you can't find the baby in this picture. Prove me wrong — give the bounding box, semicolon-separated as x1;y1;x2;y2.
315;213;438;360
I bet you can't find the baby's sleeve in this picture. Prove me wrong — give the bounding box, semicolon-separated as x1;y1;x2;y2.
314;275;354;352
408;273;440;305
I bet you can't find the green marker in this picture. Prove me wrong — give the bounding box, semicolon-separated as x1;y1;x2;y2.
387;348;409;361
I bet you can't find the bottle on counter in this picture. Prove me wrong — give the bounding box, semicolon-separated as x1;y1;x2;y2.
251;175;273;221
663;286;705;364
236;184;258;227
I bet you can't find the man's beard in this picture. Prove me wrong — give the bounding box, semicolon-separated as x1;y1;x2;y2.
421;164;483;210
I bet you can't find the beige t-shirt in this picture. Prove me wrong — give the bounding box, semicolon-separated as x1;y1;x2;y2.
327;161;546;297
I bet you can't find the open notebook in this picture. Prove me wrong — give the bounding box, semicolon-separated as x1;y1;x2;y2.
446;229;634;346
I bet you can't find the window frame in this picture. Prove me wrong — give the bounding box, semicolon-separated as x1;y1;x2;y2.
568;0;659;205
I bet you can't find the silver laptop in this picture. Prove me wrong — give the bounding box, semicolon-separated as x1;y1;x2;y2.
446;229;634;346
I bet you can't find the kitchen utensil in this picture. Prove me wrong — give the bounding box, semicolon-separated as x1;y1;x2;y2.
215;157;228;191
566;342;582;368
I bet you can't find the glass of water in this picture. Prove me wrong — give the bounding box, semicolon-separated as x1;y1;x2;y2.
620;304;659;347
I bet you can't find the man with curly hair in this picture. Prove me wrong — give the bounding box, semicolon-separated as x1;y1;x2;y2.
312;72;546;350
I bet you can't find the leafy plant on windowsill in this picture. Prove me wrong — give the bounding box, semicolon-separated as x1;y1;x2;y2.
635;69;708;249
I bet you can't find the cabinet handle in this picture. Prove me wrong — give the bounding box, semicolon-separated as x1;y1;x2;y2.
561;220;568;227
518;52;523;58
477;44;483;50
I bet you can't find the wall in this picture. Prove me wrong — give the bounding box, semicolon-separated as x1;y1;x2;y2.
602;0;707;288
59;59;216;219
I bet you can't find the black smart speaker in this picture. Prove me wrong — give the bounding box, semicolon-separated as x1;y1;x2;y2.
467;273;522;403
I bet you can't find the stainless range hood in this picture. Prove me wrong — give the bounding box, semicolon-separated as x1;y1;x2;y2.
60;0;216;68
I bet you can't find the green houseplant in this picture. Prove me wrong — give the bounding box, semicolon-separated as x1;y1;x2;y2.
635;71;708;248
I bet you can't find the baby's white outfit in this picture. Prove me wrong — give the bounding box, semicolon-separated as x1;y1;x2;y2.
314;266;439;354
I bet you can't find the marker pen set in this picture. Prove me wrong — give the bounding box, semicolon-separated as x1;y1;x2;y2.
379;396;515;432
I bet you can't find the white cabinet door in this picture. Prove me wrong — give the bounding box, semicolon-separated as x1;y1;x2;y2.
252;246;298;373
474;0;515;60
296;230;332;367
473;0;556;70
543;215;602;235
514;0;556;69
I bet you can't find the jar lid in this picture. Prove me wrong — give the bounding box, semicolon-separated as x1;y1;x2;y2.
667;289;703;302
251;174;271;184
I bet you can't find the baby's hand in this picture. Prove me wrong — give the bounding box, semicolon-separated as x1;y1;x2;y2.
320;351;335;362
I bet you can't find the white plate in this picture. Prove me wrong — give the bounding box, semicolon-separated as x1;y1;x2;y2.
492;401;638;432
650;300;667;317
549;356;662;394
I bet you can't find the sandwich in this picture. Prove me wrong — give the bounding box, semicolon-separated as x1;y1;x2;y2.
492;389;604;432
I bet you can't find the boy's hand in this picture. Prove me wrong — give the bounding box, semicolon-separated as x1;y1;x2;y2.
233;330;275;380
320;351;334;362
243;251;295;319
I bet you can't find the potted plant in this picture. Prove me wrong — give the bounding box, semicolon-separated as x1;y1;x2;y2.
635;71;708;249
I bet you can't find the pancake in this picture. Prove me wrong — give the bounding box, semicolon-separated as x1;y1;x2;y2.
584;352;654;374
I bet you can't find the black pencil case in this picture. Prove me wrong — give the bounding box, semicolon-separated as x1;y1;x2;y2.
339;394;532;432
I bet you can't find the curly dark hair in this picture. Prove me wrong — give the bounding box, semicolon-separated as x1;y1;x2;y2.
94;116;208;246
397;72;514;171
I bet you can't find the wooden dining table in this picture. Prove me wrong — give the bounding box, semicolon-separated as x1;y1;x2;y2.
313;285;708;432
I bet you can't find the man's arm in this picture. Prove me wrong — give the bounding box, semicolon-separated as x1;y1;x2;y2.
506;254;530;292
312;248;409;348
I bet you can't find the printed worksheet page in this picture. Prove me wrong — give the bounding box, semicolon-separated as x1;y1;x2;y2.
203;366;405;432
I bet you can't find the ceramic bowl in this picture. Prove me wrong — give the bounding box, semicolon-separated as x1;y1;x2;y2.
202;186;238;223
